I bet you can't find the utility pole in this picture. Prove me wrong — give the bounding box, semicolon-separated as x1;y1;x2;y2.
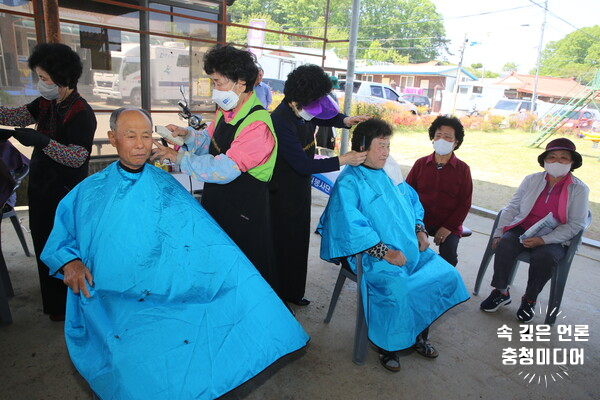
340;0;360;155
532;0;548;114
450;35;468;114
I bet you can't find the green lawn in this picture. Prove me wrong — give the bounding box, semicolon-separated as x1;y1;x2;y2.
389;129;600;241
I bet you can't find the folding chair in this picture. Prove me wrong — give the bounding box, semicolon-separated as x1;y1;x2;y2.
2;164;31;257
323;253;369;365
0;209;13;324
473;209;592;325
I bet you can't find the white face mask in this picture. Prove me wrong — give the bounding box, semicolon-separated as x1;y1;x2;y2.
37;80;60;100
433;138;454;156
298;108;314;121
212;87;240;111
544;161;571;178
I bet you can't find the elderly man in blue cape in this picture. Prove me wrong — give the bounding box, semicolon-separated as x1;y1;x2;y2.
317;118;469;372
41;108;309;399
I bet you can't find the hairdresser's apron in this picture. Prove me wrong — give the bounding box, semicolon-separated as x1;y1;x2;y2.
201;106;280;295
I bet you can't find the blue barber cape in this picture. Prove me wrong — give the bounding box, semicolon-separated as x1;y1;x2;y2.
317;165;469;351
41;162;309;400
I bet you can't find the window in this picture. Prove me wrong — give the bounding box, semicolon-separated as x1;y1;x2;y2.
370;85;384;98
400;76;414;88
473;86;483;94
364;74;374;82
384;87;398;101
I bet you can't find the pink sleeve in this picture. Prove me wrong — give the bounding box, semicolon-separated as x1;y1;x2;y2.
225;121;275;172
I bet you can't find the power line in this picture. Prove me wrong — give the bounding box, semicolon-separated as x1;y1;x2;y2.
231;5;536;31
527;0;600;41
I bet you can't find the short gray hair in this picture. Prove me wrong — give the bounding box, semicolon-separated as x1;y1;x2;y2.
109;107;153;131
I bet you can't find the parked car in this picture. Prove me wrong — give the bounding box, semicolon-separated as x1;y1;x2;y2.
489;99;552;117
262;78;285;94
401;93;431;113
337;80;418;114
554;109;598;131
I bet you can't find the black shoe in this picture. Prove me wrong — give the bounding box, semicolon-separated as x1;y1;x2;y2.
516;296;536;323
49;314;65;322
289;298;310;306
480;289;511;312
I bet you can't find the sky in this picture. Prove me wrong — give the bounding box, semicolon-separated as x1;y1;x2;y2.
429;0;600;75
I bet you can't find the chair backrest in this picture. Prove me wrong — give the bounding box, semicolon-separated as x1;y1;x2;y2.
11;164;29;196
559;210;593;265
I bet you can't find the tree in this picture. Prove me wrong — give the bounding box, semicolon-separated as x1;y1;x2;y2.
229;0;448;62
539;25;600;84
502;62;518;74
363;40;409;64
465;63;499;78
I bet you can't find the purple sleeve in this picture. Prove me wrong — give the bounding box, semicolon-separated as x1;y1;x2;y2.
272;112;340;175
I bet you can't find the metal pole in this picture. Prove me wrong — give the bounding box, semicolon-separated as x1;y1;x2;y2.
321;0;331;69
140;0;151;111
450;35;468;115
531;0;548;114
340;0;360;155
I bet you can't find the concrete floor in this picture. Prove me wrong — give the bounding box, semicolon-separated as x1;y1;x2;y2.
1;190;599;400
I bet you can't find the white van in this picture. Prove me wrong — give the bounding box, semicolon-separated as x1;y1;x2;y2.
93;42;191;104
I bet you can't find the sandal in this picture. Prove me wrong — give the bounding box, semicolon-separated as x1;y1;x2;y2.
379;350;401;372
413;340;439;358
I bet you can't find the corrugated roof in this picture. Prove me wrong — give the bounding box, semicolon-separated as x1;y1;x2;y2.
495;72;590;99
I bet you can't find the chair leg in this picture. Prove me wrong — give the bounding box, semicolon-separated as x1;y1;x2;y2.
545;261;573;325
324;269;347;323
352;294;368;366
352;253;368;365
9;214;31;257
473;245;495;295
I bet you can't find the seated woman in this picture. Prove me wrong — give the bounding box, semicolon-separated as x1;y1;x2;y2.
480;138;589;322
406;116;472;266
317;118;469;372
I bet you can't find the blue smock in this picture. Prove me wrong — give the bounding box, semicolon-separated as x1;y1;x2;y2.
318;165;469;351
41;162;309;399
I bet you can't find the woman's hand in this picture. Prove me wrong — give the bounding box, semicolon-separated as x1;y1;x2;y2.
522;237;545;248
151;140;179;164
434;227;451;246
166;124;189;138
417;232;429;252
339;151;367;166
62;259;93;298
492;237;501;250
343;115;369;126
384;249;407;267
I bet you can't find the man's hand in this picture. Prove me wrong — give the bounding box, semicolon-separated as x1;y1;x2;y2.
62;259;93;298
12;128;51;148
383;249;407;267
343;115;369;127
522;237;545;249
339;151;367;166
434;226;451;246
417;231;429;252
151;140;179;164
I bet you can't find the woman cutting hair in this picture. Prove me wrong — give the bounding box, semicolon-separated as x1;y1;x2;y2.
269;64;368;306
0;43;96;321
152;44;280;294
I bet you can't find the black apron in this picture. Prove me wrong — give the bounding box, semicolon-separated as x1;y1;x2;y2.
269;110;316;301
201;106;280;295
